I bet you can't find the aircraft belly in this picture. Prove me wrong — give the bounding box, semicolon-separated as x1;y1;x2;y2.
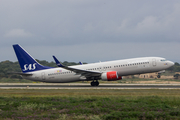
118;66;153;76
46;74;81;83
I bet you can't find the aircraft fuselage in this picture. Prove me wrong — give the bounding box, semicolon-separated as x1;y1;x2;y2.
23;57;174;83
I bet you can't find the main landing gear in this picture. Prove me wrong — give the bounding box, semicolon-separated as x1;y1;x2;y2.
91;80;99;86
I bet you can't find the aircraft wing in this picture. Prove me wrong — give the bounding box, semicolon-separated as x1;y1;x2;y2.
53;56;101;77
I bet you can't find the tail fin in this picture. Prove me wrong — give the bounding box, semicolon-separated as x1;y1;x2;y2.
13;44;52;73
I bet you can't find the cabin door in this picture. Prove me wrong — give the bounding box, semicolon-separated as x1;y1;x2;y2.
41;72;45;80
152;59;156;66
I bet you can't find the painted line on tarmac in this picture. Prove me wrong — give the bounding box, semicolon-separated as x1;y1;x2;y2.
1;87;180;89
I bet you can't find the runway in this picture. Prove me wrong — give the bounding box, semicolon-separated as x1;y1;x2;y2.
0;83;180;89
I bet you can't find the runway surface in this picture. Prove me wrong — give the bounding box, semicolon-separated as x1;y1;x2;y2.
0;83;180;89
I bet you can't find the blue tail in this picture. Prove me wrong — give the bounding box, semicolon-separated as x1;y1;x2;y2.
13;44;52;73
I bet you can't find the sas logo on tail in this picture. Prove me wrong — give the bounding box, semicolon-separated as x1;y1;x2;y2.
23;63;37;71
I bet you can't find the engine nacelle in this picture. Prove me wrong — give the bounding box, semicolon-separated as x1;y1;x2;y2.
101;71;122;81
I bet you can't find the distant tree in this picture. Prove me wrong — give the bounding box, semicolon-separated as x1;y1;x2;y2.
167;62;180;72
0;60;83;79
175;62;180;66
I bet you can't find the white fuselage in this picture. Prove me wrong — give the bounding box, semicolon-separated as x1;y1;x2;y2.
23;57;174;83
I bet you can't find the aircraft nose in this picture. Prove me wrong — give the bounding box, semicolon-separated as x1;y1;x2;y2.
169;61;174;67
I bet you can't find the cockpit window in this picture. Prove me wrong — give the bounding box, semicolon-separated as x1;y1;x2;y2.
161;59;167;61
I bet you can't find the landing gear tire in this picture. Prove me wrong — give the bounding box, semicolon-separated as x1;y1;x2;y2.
91;81;99;86
96;82;99;86
91;82;96;86
157;75;161;78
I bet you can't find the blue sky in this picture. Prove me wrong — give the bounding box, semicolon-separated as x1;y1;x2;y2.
0;0;180;63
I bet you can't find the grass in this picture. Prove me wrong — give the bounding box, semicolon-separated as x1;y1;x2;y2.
0;89;180;119
0;78;33;83
1;89;180;97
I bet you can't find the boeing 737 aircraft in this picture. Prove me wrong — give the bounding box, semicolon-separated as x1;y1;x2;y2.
13;44;174;86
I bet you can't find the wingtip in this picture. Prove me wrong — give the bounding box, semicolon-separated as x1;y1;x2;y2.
79;61;83;65
52;55;56;60
52;55;65;67
13;44;20;46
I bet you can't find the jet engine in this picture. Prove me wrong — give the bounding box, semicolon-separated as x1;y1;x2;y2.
101;71;122;81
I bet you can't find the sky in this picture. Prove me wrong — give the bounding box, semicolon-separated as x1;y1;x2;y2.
0;0;180;63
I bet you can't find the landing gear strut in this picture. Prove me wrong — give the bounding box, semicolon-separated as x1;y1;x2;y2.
91;80;99;86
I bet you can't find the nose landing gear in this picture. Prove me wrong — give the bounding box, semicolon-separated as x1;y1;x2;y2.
91;80;99;86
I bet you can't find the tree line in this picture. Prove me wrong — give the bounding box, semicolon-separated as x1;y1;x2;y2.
0;60;179;79
0;60;83;79
167;62;180;72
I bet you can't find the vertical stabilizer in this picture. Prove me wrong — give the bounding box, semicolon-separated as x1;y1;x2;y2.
13;44;52;73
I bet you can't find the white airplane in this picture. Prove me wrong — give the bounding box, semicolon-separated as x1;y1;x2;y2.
13;44;174;86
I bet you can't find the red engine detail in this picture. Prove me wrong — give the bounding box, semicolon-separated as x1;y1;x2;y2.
101;71;122;81
107;71;118;80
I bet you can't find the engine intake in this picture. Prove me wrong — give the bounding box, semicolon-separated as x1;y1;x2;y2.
101;71;122;81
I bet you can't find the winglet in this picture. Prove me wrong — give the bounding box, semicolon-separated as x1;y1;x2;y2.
79;61;83;65
52;56;65;67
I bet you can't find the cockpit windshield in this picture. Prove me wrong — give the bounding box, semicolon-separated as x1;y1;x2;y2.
160;59;167;61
